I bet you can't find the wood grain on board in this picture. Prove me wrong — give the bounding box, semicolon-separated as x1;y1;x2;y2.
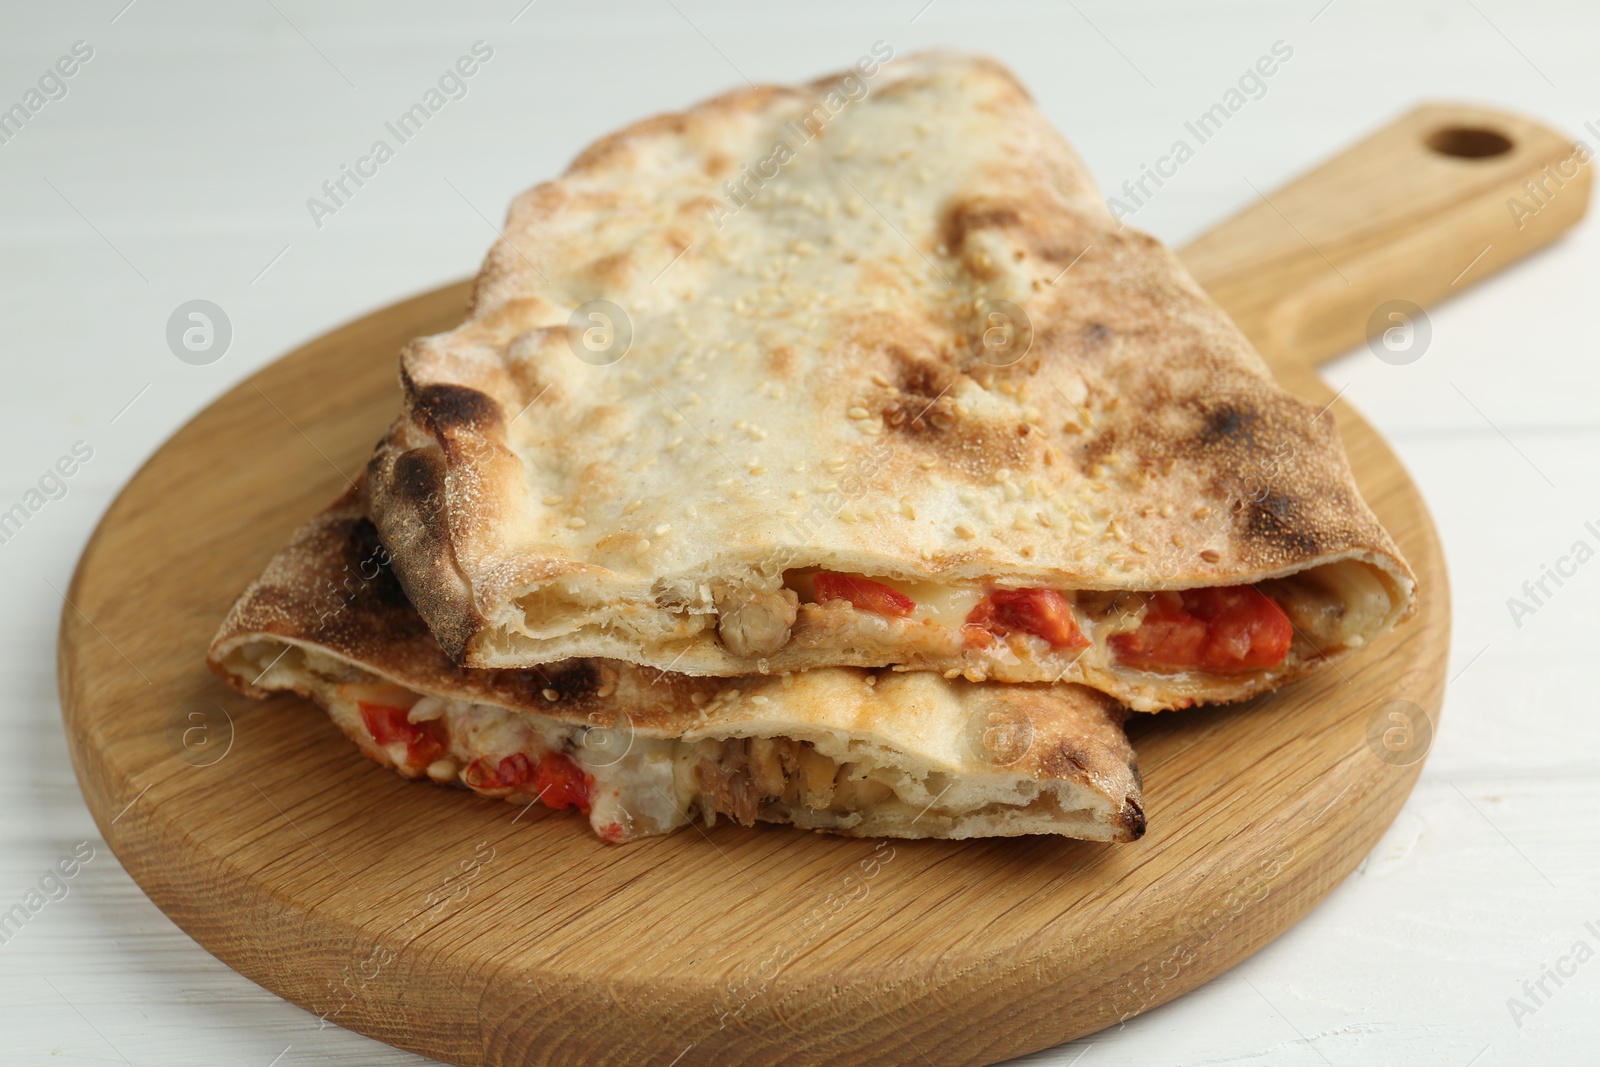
57;104;1586;1065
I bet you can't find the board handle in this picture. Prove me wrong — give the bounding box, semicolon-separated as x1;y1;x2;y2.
1178;103;1591;377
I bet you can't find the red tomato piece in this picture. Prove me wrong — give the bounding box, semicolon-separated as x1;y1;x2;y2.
965;588;1089;649
405;720;447;767
535;753;594;813
812;572;916;617
462;756;501;791
359;702;447;767
1110;585;1293;672
359;703;411;746
463;751;590;816
497;752;535;788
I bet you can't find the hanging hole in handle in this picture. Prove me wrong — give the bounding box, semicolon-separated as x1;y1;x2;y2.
1425;126;1514;159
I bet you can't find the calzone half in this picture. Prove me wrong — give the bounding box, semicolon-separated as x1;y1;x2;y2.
367;50;1416;711
208;488;1145;844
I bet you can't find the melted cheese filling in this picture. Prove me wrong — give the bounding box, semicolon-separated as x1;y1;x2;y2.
784;569;985;628
1258;559;1395;652
337;689;1017;841
227;640;1081;842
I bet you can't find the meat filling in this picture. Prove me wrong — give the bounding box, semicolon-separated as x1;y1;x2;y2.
693;736;886;826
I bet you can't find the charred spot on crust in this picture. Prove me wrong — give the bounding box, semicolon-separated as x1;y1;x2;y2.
1196;403;1259;449
1246;490;1322;556
368;443;481;661
525;660;601;703
881;346;959;435
249;508;445;663
413;383;503;436
1119;797;1147;840
886;344;952;401
941;199;1021;255
480;661;606;719
380;446;450;522
1039;740;1090;779
336;519;408;611
878;364;1034;479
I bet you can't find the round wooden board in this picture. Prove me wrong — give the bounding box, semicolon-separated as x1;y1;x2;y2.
54;275;1447;1066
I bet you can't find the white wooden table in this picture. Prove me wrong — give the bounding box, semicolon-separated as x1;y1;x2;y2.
4;1;1597;1063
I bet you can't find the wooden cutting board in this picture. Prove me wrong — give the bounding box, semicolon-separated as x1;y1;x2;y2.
57;104;1587;1066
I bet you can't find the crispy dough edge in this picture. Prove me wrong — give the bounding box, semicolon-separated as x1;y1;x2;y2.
366;416;487;663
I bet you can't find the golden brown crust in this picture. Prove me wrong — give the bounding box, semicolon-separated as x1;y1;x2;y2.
365;49;1415;701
